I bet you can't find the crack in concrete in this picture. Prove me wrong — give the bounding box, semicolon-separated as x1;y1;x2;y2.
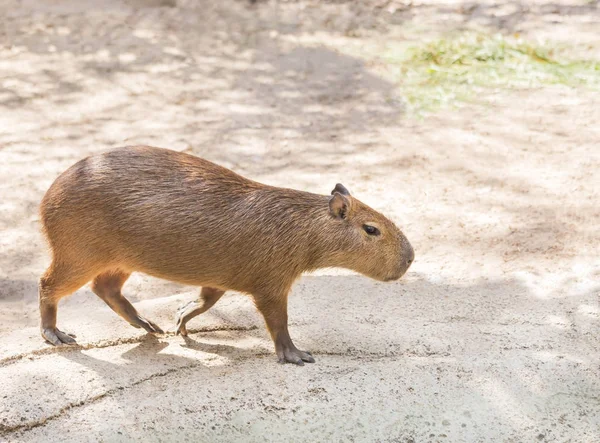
316;350;452;359
0;324;260;368
0;349;431;437
0;359;205;437
0;324;451;371
0;343;455;437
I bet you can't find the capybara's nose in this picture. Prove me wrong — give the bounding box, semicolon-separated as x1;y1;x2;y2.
406;245;415;267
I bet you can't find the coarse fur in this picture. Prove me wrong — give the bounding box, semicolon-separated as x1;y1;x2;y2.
39;146;414;364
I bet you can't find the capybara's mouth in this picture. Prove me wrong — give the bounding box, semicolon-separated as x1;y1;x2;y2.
384;266;412;281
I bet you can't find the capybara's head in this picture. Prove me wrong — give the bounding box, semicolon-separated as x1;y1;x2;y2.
328;183;414;282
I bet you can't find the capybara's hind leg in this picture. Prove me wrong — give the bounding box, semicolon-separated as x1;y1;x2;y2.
91;270;163;334
39;261;96;346
175;287;225;336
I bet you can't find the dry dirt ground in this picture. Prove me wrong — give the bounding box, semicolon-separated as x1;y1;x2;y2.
1;0;599;442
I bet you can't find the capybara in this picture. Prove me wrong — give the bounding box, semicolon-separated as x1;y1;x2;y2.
39;146;414;365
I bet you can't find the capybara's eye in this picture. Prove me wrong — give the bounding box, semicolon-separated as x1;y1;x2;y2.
363;225;380;236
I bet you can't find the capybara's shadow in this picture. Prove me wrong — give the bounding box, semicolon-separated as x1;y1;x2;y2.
58;334;195;378
179;334;270;360
57;331;271;382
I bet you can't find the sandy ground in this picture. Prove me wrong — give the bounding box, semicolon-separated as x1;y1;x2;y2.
1;0;599;441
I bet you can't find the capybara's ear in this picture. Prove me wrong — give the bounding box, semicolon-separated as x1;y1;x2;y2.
331;183;350;196
329;192;352;219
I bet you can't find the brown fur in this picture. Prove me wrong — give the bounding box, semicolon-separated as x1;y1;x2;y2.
39;146;414;364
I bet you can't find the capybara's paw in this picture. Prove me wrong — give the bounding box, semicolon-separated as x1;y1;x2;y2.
130;315;164;334
174;302;195;336
42;328;77;346
175;305;195;336
278;348;315;366
175;320;188;336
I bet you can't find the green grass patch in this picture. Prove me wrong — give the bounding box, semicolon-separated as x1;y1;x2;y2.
384;32;600;115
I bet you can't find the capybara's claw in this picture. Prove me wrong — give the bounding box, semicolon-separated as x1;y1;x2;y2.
175;315;188;336
300;351;315;364
42;328;77;346
175;323;188;336
131;316;164;334
175;309;191;336
147;320;164;334
278;348;315;365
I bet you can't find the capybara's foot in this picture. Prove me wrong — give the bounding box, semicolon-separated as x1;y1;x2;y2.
278;348;315;366
129;315;164;334
175;320;188;336
42;327;77;346
174;303;192;336
175;298;211;337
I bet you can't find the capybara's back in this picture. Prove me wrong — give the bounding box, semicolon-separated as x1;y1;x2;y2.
42;146;264;288
39;146;414;365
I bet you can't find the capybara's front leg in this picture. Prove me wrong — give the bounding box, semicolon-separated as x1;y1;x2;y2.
176;287;225;336
254;293;315;366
